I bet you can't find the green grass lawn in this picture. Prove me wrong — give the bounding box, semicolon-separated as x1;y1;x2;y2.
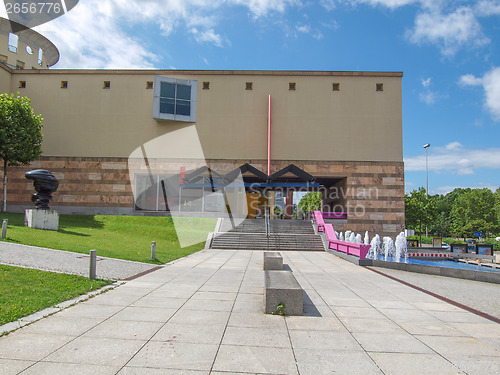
0;264;111;328
0;213;216;264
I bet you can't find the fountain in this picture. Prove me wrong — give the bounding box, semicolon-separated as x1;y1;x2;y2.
364;231;370;245
394;232;408;263
348;232;356;243
369;234;381;259
339;232;344;241
345;231;352;241
355;234;362;243
382;236;395;261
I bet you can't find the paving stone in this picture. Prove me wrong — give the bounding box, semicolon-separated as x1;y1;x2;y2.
84;319;163;340
353;332;433;354
0;359;35;374
294;348;383;375
339;317;405;334
285;316;344;331
416;335;500;357
168;309;231;326
228;312;287;329
128;341;218;371
151;323;225;345
0;332;73;361
112;307;178;323
444;355;500;375
19;362;121;375
19;316;100;337
119;367;209;375
213;345;298;374
369;352;465;375
221;326;291;348
289;330;361;351
44;336;146;366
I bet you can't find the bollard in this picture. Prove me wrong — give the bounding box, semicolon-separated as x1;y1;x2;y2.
1;219;7;239
151;241;156;260
89;250;97;280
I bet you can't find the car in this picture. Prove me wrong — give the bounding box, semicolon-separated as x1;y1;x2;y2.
466;239;476;245
441;242;451;251
495;237;500;242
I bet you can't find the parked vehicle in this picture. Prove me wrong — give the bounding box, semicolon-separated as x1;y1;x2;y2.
441;242;451;251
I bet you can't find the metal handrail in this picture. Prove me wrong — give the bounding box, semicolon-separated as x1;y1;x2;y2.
265;207;270;249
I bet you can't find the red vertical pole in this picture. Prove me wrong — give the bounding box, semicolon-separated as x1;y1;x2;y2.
267;95;271;176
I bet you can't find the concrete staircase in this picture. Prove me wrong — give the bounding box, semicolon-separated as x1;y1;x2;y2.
211;219;325;251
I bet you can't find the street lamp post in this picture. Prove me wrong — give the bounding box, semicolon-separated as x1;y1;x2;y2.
423;144;430;237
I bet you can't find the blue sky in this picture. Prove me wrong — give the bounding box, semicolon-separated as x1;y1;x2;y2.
3;0;500;196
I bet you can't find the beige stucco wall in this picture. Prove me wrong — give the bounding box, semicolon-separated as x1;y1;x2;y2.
0;64;11;92
8;70;403;163
0;33;51;69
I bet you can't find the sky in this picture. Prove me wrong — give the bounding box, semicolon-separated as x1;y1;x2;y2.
2;0;500;196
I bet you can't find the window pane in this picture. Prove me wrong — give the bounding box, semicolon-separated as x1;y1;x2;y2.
135;175;157;211
160;82;175;98
177;84;191;100
180;188;203;212
176;100;191;116
8;33;18;53
159;98;175;114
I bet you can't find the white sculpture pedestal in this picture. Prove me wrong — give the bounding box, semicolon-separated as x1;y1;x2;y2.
25;209;59;231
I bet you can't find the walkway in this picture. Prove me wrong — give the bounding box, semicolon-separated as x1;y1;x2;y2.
0;242;160;280
1;249;499;374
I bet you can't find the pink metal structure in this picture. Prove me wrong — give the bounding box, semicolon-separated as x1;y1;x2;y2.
313;211;369;260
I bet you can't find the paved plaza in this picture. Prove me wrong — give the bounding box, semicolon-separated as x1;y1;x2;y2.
1;249;499;374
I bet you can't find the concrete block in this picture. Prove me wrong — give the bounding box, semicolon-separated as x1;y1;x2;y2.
263;252;283;270
25;209;59;231
265;271;303;316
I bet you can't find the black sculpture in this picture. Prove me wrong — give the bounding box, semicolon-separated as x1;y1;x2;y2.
25;170;59;210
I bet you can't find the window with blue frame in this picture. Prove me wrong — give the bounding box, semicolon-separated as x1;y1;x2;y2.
153;77;197;122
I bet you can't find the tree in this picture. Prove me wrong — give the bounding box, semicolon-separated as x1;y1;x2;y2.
0;93;43;212
405;187;437;243
298;192;321;217
450;188;499;238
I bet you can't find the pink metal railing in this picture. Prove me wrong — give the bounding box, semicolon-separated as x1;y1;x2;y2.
312;210;369;260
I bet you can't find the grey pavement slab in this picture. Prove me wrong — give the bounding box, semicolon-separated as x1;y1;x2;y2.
0;241;159;280
0;249;499;374
369;352;465;375
369;266;500;320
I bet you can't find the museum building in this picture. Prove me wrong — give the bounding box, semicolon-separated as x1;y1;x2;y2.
0;17;405;238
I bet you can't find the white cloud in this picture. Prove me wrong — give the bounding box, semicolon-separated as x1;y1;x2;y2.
317;1;494;57
296;24;311;33
406;6;489;57
35;1;158;69
482;67;500;121
404;142;500;175
475;0;500;16
320;0;337;11
27;0;301;69
459;74;483;86
191;28;224;47
233;0;301;17
460;67;500;121
419;77;446;104
419;91;437;104
357;0;417;9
